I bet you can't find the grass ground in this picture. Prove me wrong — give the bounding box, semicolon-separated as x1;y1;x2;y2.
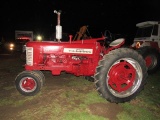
0;55;160;120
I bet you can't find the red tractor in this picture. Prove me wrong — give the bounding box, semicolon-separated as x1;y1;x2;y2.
15;10;148;103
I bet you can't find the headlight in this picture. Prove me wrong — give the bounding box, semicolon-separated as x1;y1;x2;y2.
10;44;14;47
10;47;13;50
9;43;14;50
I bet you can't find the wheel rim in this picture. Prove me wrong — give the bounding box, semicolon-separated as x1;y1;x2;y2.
145;55;157;70
107;58;143;98
20;77;37;92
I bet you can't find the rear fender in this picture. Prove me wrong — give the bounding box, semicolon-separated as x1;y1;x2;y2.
105;38;125;54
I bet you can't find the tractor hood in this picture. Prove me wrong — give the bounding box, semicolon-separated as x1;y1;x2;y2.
26;37;105;55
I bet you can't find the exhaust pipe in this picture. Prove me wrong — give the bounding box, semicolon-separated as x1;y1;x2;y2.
54;10;62;42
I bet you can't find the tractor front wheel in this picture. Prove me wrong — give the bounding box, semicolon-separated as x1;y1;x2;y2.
33;70;45;86
15;71;43;96
94;48;148;103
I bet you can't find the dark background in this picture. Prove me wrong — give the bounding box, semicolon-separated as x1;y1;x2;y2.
0;0;159;42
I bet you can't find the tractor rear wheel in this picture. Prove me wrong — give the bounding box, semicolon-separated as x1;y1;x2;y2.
137;46;160;74
15;71;43;96
94;48;148;103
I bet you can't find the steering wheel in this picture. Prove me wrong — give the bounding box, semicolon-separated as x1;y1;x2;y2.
104;30;113;47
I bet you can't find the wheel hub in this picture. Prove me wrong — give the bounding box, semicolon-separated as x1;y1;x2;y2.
22;78;36;90
108;61;136;92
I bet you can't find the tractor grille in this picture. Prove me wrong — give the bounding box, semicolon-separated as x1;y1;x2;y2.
26;47;33;66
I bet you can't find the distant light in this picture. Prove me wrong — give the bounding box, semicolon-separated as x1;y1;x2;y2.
10;47;13;50
37;35;42;41
10;43;14;47
9;43;14;51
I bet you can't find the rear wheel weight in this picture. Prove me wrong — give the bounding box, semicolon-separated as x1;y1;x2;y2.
94;48;148;103
15;71;43;96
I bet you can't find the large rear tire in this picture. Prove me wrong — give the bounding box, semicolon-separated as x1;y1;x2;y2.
137;46;160;74
94;48;148;103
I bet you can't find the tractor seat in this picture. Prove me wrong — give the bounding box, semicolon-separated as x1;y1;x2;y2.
109;38;125;47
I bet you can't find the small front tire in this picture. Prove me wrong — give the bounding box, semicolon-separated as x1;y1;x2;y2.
33;70;45;86
15;71;43;96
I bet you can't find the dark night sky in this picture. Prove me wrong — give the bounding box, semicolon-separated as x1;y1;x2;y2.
0;0;159;40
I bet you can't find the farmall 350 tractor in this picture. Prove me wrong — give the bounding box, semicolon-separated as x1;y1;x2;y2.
131;21;160;74
15;10;148;103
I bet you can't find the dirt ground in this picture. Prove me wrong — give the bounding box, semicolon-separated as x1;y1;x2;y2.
0;54;123;120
